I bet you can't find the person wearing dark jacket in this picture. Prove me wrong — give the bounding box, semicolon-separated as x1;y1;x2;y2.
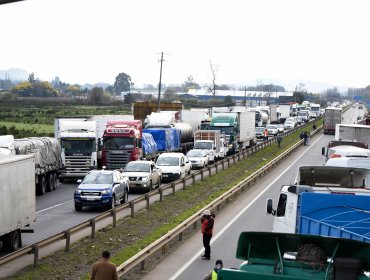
201;210;215;260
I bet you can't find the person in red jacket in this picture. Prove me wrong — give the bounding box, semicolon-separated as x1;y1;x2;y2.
201;209;215;260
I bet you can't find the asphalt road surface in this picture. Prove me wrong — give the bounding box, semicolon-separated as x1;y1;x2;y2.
143;106;364;280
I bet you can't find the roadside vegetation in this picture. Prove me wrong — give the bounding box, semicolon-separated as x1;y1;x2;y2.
9;120;322;280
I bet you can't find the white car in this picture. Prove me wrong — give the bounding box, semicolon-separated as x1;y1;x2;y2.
266;125;279;136
276;124;284;133
186;149;209;169
156;153;191;182
284;121;295;130
285;117;298;126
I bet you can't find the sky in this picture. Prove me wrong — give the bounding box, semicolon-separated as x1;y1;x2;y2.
1;0;370;90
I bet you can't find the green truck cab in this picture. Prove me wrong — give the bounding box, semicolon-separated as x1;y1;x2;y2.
218;231;370;280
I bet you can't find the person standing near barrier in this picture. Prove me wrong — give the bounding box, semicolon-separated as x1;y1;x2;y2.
90;251;118;280
303;131;308;146
276;134;282;148
201;210;215;260
312;122;317;131
263;128;269;141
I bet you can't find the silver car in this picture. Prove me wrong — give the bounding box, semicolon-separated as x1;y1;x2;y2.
122;161;162;192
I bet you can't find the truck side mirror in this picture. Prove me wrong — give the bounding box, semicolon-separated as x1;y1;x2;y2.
266;199;275;215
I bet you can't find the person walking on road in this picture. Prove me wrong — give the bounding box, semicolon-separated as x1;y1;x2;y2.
203;259;223;280
263;128;269;141
90;251;118;280
201;209;215;260
303;131;308;146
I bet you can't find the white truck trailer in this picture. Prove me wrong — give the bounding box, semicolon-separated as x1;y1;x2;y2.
0;135;62;195
0;155;35;252
335;124;370;148
324;107;342;134
277;105;290;123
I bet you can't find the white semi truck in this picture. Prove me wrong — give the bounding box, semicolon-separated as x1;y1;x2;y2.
0;155;35;252
54;115;134;180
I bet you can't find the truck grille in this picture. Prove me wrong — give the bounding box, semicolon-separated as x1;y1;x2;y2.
106;150;132;169
65;156;91;174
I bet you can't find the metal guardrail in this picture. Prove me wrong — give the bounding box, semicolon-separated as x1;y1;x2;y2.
0;120;316;276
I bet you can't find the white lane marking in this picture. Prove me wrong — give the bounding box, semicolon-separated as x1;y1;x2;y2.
36;199;74;214
170;134;324;280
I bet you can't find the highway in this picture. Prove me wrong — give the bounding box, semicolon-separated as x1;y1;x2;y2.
1;106;365;276
143;106;366;280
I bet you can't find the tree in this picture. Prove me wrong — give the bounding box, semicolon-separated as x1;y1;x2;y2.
113;72;133;95
208;60;219;97
182;75;200;91
89;87;111;104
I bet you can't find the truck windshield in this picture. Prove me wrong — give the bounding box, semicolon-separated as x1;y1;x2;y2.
156;157;179;166
103;137;134;150
62;139;95;156
194;142;212;150
210;126;233;135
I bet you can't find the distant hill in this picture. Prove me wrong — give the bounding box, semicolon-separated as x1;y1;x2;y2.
0;68;28;81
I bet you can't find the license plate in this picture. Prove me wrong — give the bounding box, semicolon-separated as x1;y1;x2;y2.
85;197;98;201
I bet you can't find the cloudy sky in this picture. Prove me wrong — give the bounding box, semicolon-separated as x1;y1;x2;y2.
1;0;369;89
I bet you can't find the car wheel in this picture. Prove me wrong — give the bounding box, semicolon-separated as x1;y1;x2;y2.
120;190;128;204
157;177;161;188
74;203;83;212
148;180;153;191
188;168;191;175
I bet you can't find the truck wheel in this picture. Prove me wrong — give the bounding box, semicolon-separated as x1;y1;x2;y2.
5;229;21;252
52;173;58;190
46;173;53;192
74;203;83;212
37;175;46;195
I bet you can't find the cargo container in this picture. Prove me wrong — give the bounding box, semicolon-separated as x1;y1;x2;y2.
335;124;370;148
0;155;35;252
324;107;342;134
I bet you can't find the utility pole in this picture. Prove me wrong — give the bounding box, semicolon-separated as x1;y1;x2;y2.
157;52;164;112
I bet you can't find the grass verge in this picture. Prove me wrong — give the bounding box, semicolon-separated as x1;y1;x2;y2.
9;120;322;280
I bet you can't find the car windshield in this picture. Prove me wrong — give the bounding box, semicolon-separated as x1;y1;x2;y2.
156;157;179;166
83;172;113;184
256;127;265;133
266;125;276;129
298;112;307;116
286;118;295;122
124;162;150;172
194;142;212;149
285;122;294;125
187;150;204;157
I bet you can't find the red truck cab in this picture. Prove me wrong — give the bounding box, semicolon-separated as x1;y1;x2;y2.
101;120;142;169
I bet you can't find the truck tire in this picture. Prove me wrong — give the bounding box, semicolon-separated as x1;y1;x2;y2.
37;175;46;195
5;229;21;252
46;173;53;192
74;203;82;212
52;173;58;190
